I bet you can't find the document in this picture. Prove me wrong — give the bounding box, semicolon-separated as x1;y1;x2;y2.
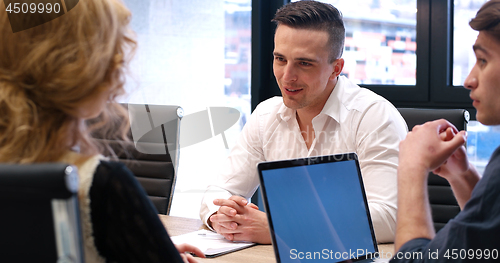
170;229;256;258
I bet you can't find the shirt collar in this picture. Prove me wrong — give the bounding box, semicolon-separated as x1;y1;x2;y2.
276;101;295;122
319;75;344;124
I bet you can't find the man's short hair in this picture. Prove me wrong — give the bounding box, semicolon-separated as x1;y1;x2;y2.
272;0;345;63
470;0;500;42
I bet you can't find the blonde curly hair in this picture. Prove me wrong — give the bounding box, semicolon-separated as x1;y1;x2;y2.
0;0;137;163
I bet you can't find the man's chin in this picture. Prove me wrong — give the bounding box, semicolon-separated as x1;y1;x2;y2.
282;99;301;110
476;113;500;126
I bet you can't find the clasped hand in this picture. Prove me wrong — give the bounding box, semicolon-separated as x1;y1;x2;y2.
209;195;271;244
399;119;468;178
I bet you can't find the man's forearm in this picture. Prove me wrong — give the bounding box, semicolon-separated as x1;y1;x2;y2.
394;165;435;251
447;167;480;209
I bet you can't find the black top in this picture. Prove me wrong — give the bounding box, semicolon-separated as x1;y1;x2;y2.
89;161;183;263
391;146;500;262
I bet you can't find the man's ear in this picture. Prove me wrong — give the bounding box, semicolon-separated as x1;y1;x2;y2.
330;58;345;80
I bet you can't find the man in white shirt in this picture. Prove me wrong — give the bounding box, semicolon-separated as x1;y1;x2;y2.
200;0;407;244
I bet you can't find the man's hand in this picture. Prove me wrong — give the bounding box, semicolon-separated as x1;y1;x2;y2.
399;119;467;176
209;195;271;244
432;126;480;209
175;243;205;263
433;127;471;179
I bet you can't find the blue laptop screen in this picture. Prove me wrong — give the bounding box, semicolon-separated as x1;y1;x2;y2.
260;158;376;262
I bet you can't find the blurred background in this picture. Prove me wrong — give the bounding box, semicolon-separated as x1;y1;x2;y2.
120;0;495;219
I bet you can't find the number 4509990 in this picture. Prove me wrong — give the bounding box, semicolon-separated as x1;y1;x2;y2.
5;2;61;14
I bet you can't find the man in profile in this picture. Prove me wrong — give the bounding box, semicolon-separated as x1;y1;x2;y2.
201;0;407;244
392;1;500;261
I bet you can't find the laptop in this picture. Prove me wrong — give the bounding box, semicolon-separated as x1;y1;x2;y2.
257;153;384;263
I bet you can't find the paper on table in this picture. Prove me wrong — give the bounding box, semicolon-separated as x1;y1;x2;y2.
170;229;256;258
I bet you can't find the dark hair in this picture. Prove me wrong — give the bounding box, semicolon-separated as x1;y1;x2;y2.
470;0;500;42
272;0;345;62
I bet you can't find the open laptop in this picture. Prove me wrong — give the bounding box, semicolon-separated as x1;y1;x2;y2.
257;153;385;263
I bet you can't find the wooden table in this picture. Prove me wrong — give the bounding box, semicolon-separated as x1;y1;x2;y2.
160;215;394;262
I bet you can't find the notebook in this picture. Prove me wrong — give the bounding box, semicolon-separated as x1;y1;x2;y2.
170;229;255;258
257;153;383;263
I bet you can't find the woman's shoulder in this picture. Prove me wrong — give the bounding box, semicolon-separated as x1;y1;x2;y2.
93;160;136;184
96;160;127;173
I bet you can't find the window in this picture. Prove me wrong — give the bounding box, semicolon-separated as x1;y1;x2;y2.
467;121;500;175
122;0;252;219
255;0;429;105
255;1;475;111
294;0;417;85
452;0;488;86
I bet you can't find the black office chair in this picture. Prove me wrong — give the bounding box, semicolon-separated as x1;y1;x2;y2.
397;108;470;232
90;103;183;215
0;163;84;263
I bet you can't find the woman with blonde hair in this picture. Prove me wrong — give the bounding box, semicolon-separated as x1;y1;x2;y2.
0;0;203;262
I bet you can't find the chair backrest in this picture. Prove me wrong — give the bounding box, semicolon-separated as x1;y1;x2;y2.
91;103;183;215
397;108;470;232
0;163;84;262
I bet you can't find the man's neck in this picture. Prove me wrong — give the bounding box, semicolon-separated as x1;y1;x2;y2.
295;80;335;125
295;76;338;149
296;106;325;150
296;107;320;127
296;111;315;150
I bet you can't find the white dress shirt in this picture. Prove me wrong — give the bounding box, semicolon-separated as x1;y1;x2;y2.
200;76;408;243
